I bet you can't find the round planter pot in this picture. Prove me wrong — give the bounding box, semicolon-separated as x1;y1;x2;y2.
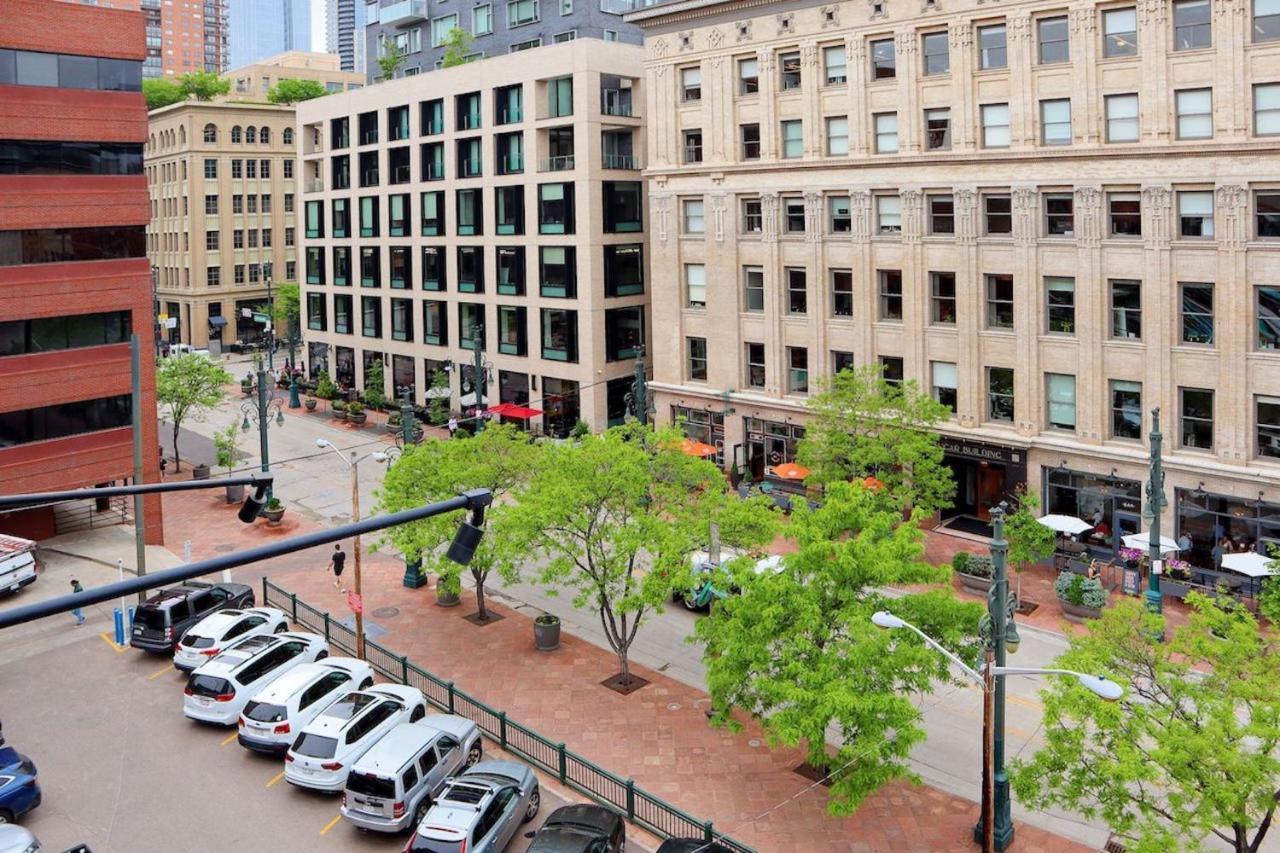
263;508;285;526
224;483;245;504
435;586;460;607
385;421;401;434
332;410;347;421
1058;599;1103;623
534;618;561;651
958;573;993;595
348;412;367;427
304;399;317;411
191;463;211;480
241;385;254;397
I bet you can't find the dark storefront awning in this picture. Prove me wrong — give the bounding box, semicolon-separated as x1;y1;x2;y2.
209;316;228;327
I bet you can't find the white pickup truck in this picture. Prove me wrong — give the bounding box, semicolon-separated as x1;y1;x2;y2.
0;534;37;595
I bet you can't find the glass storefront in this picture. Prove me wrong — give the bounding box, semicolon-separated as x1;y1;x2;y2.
542;376;579;438
392;354;415;402
499;370;530;406
672;405;725;467
939;438;1026;522
307;342;329;379
334;345;355;388
744;417;805;481
1176;489;1280;568
1043;467;1141;556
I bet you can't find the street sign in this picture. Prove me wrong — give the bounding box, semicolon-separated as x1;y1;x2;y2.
252;312;269;323
163;317;178;329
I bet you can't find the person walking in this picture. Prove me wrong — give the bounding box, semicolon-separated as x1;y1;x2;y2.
327;543;347;590
447;416;458;438
70;578;85;626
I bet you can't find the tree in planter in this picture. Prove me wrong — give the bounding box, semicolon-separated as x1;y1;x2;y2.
376;425;543;622
363;359;387;410
1054;572;1107;610
696;481;984;815
427;370;450;426
142;77;184;110
266;78;328;105
1012;595;1280;853
508;424;778;687
156;353;232;471
955;552;992;579
213;421;240;475
314;370;338;401
377;43;406;80
440;27;475;68
177;70;229;101
1003;487;1057;605
796;365;954;515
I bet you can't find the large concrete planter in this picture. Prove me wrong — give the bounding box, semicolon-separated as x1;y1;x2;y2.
958;573;993;595
224;482;245;504
1057;599;1103;623
191;463;211;480
534;615;561;651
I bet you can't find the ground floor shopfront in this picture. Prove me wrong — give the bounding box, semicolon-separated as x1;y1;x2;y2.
154;291;272;351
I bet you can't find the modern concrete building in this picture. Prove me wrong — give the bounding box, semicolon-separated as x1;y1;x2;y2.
328;0;368;74
140;0;228;78
0;0;164;541
364;0;643;82
298;38;648;435
627;0;1280;563
225;50;365;100
227;0;313;69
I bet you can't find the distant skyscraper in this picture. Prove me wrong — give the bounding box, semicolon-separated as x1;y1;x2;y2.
326;0;365;74
140;0;227;78
227;0;311;69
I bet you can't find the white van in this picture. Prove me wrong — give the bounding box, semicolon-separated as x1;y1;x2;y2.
0;535;37;596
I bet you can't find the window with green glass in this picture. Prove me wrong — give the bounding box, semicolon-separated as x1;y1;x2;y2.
306;292;326;331
603;182;642;233
604;244;643;296
391;297;413;341
423;300;447;345
421;246;444;291
459;302;484;350
332;246;350;286
331;198;349;237
457;137;482;177
388;194;409;237
548;77;573;118
604;307;643;362
305;246;324;283
457;189;482;235
497;132;523;174
540;307;577;362
420;99;443;135
457;246;484;293
496;84;522;124
390;246;410;289
498;305;527;355
334;294;352;334
421;191;444;235
456;92;481;130
305;200;324;238
539;246;576;298
497;246;525;295
422;141;444;181
360;247;381;288
359;196;379;237
361;296;382;338
538;183;574;234
495;185;524;234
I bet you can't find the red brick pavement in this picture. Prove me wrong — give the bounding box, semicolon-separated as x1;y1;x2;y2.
161;487;1091;853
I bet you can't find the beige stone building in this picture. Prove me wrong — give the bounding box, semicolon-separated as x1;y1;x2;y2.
226;51;364;101
628;0;1280;565
297;39;648;435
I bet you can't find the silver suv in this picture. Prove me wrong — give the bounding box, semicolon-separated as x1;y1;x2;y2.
405;760;540;853
340;714;482;832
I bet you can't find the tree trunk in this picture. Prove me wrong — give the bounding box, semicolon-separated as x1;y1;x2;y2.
473;569;488;620
171;421;182;472
617;647;630;685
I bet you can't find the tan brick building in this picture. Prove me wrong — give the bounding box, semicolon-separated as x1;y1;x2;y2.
225;51;364;101
628;0;1280;565
297;39;648;435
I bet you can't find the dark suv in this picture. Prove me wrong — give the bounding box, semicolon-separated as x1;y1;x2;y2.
129;581;254;653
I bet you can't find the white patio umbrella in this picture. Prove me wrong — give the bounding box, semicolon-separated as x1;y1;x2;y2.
1121;532;1181;554
1037;514;1094;535
1220;551;1276;578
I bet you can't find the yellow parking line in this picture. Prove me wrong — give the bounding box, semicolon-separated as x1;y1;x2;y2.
319;814;342;836
265;770;285;789
147;664;175;680
221;732;239;746
99;633;127;654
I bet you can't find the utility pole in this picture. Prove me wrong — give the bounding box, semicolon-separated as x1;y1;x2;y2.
974;505;1016;852
1145;407;1167;617
130;335;147;605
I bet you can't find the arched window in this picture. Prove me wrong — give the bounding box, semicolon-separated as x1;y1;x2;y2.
231;126;242;143
148;133;155;151
282;127;293;145
178;126;186;145
203;123;217;143
259;126;271;144
245;126;256;144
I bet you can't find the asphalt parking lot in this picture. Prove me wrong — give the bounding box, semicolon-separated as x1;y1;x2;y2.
1;620;590;853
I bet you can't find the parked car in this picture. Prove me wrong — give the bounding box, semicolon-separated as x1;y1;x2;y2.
182;632;327;725
0;825;40;852
285;684;427;793
0;536;36;597
0;746;40;824
676;549;783;611
237;657;375;754
525;804;625;853
405;760;540;853
340;714;482;833
130;581;254;653
172;607;290;672
655;841;734;853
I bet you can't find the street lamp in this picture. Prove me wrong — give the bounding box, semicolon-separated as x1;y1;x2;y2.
872;509;1123;853
263;262;275;372
624;344;651;426
1144;407;1168;616
470;325;492;433
241;362;286;506
315;438;388;660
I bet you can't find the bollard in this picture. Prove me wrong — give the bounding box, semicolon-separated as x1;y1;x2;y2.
113;608;125;646
127;605;135;636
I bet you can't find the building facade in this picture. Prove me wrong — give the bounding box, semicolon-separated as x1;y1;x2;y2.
329;0;368;74
227;0;313;69
628;0;1280;561
226;50;365;100
140;0;228;78
364;0;643;81
0;0;164;541
298;38;648;434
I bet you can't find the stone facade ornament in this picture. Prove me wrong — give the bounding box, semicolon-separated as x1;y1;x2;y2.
708;27;724;49
1074;186;1103;247
1012;187;1038;244
652;38;668;58
895;31;918;56
850;190;873;239
955;188;977;244
950;22;972;49
821;5;841;27
760;192;780;243
1070;7;1097;34
804;192;825;241
735;20;752;42
711;193;728;243
1008;15;1031;43
1216;184;1247;248
1140;185;1172;247
652;194;672;245
900;189;924;244
677;31;694;52
775;13;794;35
1138;0;1167;26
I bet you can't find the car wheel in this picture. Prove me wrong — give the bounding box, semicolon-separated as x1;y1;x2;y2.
413;799;430;827
360;677;374;690
465;743;482;767
522;787;540;823
0;810;12;824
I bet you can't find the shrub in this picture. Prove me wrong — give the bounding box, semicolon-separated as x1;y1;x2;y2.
570;419;590;439
314;370;337;400
332;400;347;413
347;401;364;415
363;360;386;409
963;554;994;579
265;497;282;511
535;612;559;626
1055;571;1106;609
951;551;971;574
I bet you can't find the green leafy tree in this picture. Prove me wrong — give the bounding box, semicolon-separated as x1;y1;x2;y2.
266;78;328;105
1011;595;1280;853
427;369;450;426
142;77;184;110
1258;546;1280;626
509;424;778;686
178;70;229;101
213;421;240;475
441;27;475;67
156;353;232;471
376;425;542;621
271;282;300;342
363;359;387;409
796;365;954;514
377;43;407;80
1003;486;1057;604
696;481;982;814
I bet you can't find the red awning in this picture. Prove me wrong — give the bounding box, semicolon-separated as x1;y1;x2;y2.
486;403;543;420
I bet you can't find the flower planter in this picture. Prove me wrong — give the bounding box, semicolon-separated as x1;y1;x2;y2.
534;615;561;651
1057;599;1103;623
241;384;254;397
263;507;285;526
348;412;367;427
385;420;402;434
958;573;993;595
304;398;317;412
224;483;245;504
435;583;460;607
191;463;211;480
332;409;347;421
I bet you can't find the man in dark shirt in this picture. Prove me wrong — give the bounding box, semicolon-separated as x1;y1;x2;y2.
328;544;347;590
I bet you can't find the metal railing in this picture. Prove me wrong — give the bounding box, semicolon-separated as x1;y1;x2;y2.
539;155;575;172
263;579;754;853
305;178;324;193
602;153;639;170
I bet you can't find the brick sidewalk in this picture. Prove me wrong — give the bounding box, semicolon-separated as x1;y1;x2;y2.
161;487;1089;853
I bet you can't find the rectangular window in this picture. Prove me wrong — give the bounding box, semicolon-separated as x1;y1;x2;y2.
988;367;1015;422
305;200;324;238
203;158;217;179
603;244;642;297
1178;190;1214;237
205;231;219;250
830;269;853;317
457;188;482;236
687;336;708;381
231;159;243;179
496;132;523;175
330;199;349;239
1257;395;1280;458
1176;89;1213;139
603;182;642;233
786;268;807;315
787;347;809;395
1179;282;1214;345
493;304;525;356
432;13;460;47
931;272;957;324
982;103;1010;148
388;194;409;237
1257;0;1280;41
739;57;759;95
305;293;326;332
881;356;905;387
1037;15;1070;64
204;194;218;215
1104;7;1138;56
785;198;806;233
833;351;854;375
979;24;1007;69
1256;84;1280;135
604;307;642;362
1174;0;1212;49
829;196;852;233
985;194;1012;234
932;362;958;413
1045;193;1075;236
877;195;902;234
420;191;444;236
681;66;701;102
496;246;526;296
683;199;705;234
360;247;381;287
457;246;483;293
359;196;379;238
547;77;573;118
495;85;521;125
361;296;382;338
1109;192;1142;236
538;183;574;234
508;0;538;26
1180;387;1214;448
1110;280;1142;339
871;38;896;79
781;120;804;158
333;295;352;334
743;266;764;312
779;51;801;90
539;246;576;298
742;199;763;234
826;116;849;156
746;343;766;388
391;298;413;342
874;113;898;153
1046;276;1076;334
1110;380;1143;439
824;45;847;84
922;31;950;75
458;303;484;351
1046;373;1077;431
685;263;706;308
421;246;444;291
987;274;1014;328
929;195;955;235
1106;94;1140;142
879;269;903;320
925;108;951;150
456;137;482;177
473;3;493;34
741;123;761;159
333;247;350;286
1041;99;1072;145
1259;286;1280;350
1256;191;1280;238
495;185;524;235
0;310;133;355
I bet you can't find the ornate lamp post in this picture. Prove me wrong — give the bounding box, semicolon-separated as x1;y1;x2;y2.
1144;407;1167;616
625;344;651;425
263;263;275;372
240;361;285;506
470;326;492;433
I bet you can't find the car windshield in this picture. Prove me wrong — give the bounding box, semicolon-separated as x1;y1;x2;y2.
187;675;231;697
243;701;286;723
346;772;395;798
292;732;338;758
133;608;167;630
406;837;464;853
181;634;214;648
320;691;378;721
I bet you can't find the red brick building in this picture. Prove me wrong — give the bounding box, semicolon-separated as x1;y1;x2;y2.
0;0;163;543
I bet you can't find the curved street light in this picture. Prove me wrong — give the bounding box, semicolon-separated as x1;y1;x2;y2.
240;364;286;505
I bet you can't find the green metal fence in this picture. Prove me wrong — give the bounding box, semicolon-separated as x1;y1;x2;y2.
264;579;754;853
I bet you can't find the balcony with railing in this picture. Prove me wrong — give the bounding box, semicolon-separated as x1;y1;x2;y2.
539;155;575;172
303;160;324;193
380;0;426;27
602;154;639;170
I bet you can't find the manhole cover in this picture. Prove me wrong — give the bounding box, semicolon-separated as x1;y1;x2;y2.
667;702;681;711
748;739;762;748
213;544;235;553
372;606;399;618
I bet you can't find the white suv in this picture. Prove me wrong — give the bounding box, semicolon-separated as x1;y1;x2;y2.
172;607;290;672
285;684;427;792
237;657;376;754
182;632;327;726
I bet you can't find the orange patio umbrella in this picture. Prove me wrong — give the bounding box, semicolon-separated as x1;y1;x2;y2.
680;437;718;458
862;475;886;491
773;462;811;481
